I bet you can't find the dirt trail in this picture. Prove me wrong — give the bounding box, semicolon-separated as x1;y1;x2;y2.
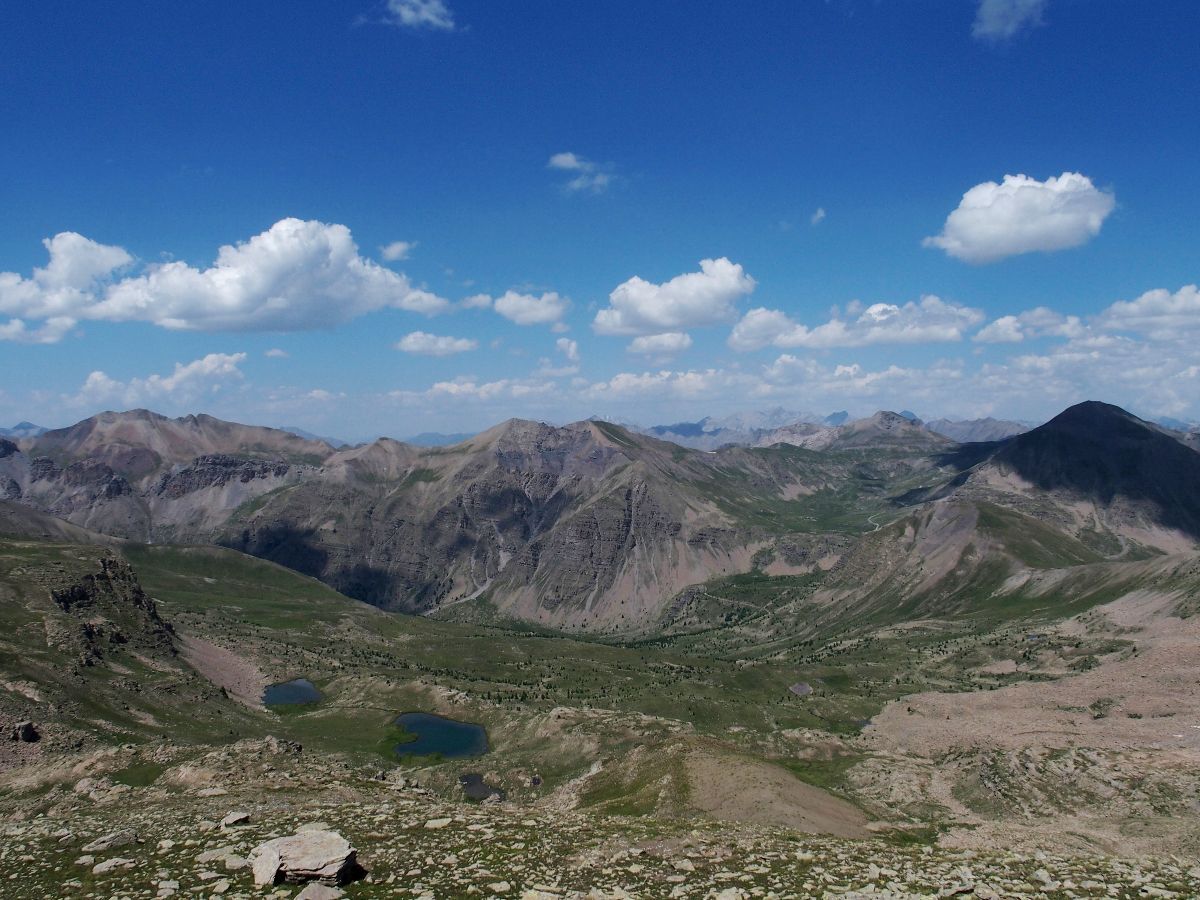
178;633;268;710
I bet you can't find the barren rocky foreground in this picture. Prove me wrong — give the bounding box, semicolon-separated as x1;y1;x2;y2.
5;737;1200;900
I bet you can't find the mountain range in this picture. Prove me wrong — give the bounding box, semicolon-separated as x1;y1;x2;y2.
637;408;850;450
5;398;1200;871
3;400;1198;634
635;410;1033;450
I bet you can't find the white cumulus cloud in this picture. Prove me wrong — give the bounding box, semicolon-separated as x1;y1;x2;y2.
594;258;755;336
548;151;614;194
924;172;1114;264
0;232;131;324
383;0;454;30
729;295;983;351
973;316;1025;344
1097;285;1200;341
973;0;1047;41
380;240;416;261
974;306;1085;343
396;330;478;356
0;218;451;338
418;377;556;402
0;316;77;344
628;332;693;357
493;290;570;326
556;337;580;363
72;352;247;408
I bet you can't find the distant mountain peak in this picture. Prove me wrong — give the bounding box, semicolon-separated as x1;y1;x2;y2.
0;421;47;439
926;416;1030;443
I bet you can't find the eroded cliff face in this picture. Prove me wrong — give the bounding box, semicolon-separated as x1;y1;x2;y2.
219;423;744;629
154;455;292;499
1;454;149;538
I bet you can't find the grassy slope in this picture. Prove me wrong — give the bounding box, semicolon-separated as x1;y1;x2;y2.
0;540;258;747
121;543;829;750
8;516;1197;826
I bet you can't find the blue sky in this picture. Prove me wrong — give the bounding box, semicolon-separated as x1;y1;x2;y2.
2;0;1198;438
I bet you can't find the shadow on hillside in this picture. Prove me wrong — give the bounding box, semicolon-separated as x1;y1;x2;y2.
222;524;400;609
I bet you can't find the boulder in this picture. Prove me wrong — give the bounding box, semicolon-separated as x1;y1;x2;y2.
10;721;39;742
296;885;345;900
219;810;251;829
249;830;358;886
92;857;135;875
82;829;138;853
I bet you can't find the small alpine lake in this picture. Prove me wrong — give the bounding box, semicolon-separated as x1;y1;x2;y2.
393;712;489;759
262;678;323;707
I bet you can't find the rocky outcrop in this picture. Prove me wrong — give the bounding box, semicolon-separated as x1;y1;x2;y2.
250;830;359;886
82;829;139;853
4;453;149;537
155;455;291;499
60;460;132;497
50;556;176;664
29;457;60;482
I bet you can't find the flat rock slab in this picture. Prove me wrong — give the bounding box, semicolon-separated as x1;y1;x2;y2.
82;829;138;853
219;811;251;828
92;857;135;875
250;830;357;886
296;884;345;900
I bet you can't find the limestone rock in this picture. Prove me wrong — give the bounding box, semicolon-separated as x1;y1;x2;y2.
296;885;346;900
249;830;358;886
219;810;250;829
82;828;138;853
92;857;135;875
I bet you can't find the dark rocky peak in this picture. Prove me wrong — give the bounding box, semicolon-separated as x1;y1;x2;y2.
989;401;1200;536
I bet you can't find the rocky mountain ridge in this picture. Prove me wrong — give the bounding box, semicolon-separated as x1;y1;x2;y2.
924;416;1030;443
1;402;1198;633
